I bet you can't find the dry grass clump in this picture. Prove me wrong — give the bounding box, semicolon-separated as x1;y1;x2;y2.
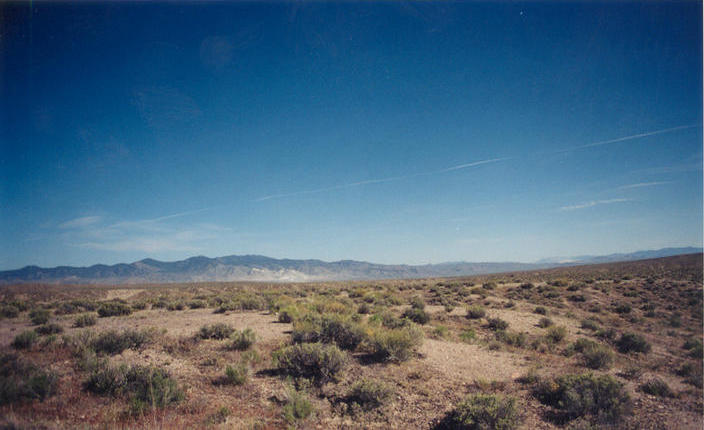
74;313;97;327
224;362;249;385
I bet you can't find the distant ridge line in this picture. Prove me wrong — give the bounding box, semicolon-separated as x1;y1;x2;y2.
0;247;700;284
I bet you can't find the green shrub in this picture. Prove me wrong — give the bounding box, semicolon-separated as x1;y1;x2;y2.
130;301;148;311
614;303;631;314
272;343;347;384
224;362;249;385
409;296;425;310
683;339;703;359
616;333;651;354
433;325;449;339
128;365;184;413
283;388;313;423
533;373;631;423
402;307;430;325
228;328;256;351
595;328;616;341
370;311;408;329
487;318;509;331
35;323;64;335
0;305;20;319
241;349;262;366
466;305;486;319
167;301;186;311
91;329;152;355
544;326;567;344
206;407;231;425
442;393;519;430
74;313;97;327
538;317;553;328
460;329;476;343
97;302;132;317
84;362;128;395
12;331;37;349
0;353;57;405
668;314;682;327
85;363;183;413
495;330;526;348
292;313;366;351
581;345;614;370
346;379;393;410
51;302;77;315
357;303;372;314
682;338;701;350
29;309;50;325
533;306;547;315
369;325;423;362
278;306;300;323
639;378;674;397
580;319;599;331
619;365;643;381
198;323;235;340
187;300;207;309
482;282;497;290
8;300;29;312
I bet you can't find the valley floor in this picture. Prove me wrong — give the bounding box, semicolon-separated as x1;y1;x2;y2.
0;254;702;429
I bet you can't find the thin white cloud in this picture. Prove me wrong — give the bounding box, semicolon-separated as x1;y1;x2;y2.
256;157;510;201
77;231;208;253
108;208;212;229
62;209;222;254
59;216;102;229
616;181;671;190
559;198;632;211
631;162;702;176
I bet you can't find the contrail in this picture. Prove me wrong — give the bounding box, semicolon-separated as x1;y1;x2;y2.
616;181;671;190
256;123;698;202
255;157;509;201
554;124;698;154
559;198;632;211
435;157;512;173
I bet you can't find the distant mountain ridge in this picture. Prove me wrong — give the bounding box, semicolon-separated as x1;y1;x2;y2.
1;247;700;284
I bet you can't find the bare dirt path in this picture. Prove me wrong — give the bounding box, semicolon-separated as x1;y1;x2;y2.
419;338;527;382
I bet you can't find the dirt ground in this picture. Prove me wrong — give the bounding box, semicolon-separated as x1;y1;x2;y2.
0;254;702;429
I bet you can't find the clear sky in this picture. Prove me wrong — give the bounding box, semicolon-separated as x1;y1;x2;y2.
1;1;702;270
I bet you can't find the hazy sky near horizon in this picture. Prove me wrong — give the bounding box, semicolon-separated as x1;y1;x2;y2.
1;1;702;270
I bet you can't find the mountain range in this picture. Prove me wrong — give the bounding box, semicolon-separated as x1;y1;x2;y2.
0;247;700;284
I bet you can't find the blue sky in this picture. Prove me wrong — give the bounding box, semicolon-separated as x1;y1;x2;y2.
1;1;702;270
